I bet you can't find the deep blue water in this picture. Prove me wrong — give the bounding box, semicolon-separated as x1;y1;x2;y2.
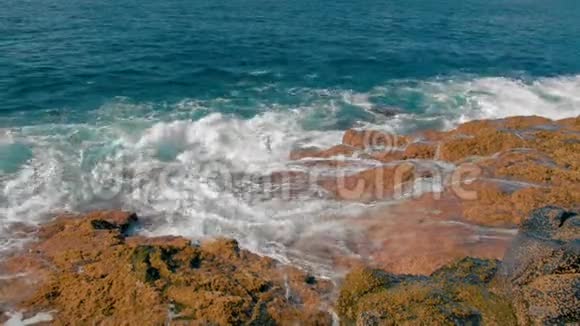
1;0;580;263
1;0;580;125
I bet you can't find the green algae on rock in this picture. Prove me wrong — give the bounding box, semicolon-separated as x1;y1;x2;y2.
1;211;333;325
336;206;579;326
336;258;517;325
1;206;579;325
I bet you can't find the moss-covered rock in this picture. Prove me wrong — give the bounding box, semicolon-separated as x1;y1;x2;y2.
336;258;517;325
2;211;333;325
495;206;580;325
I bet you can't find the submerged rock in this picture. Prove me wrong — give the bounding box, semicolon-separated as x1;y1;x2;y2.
290;144;358;160
368;106;403;118
318;163;419;202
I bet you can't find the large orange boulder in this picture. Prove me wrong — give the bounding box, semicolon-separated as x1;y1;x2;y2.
1;211;333;325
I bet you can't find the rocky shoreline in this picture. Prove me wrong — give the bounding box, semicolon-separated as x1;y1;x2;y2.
1;115;579;325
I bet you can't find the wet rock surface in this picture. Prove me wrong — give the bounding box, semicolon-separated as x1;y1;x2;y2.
1;116;579;325
290;115;580;228
348;194;515;275
317;163;418;202
336;207;579;326
279;116;579;276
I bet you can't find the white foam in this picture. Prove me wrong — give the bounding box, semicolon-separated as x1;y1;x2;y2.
448;76;580;123
0;106;353;272
341;91;374;111
354;75;580;134
4;311;54;326
426;75;579;129
1;74;579;275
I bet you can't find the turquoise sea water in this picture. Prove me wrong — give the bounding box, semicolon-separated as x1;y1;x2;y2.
2;0;580;125
1;0;580;270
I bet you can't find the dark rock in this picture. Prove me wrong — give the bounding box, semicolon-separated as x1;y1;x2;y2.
90;219;118;230
369;106;403;118
519;205;579;240
305;275;317;285
88;210;138;236
431;257;499;285
496;206;580;325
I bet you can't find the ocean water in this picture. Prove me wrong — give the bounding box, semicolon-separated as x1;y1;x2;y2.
1;0;580;272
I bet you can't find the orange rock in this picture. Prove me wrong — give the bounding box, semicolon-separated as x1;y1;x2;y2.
439;130;525;162
459;181;520;226
556;116;580;131
3;115;579;325
286;115;579;229
529;129;580;171
459;181;580;227
453;116;552;135
453;119;499;135
342;129;409;149
2;212;333;325
500;115;553;130
416;129;449;142
0;255;50;309
511;186;580;214
477;150;555;182
126;235;191;249
402;142;438;159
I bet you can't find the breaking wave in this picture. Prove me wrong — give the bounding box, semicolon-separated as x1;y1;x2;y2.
1;74;579;273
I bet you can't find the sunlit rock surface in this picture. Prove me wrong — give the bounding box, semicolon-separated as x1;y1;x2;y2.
0;211;333;325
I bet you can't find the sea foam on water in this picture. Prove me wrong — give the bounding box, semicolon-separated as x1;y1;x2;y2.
1;75;580;274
